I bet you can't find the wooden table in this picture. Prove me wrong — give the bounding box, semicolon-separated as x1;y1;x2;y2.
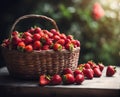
0;67;120;97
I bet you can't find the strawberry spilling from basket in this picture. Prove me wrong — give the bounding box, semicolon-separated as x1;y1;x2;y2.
39;60;117;86
1;27;80;52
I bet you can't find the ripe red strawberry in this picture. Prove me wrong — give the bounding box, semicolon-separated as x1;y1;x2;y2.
87;60;96;69
28;27;35;34
53;43;62;51
50;74;62;85
24;36;33;45
93;67;102;77
67;35;73;40
62;68;73;75
42;45;49;50
84;63;91;69
33;41;41;50
46;38;53;46
56;39;65;46
74;69;83;77
98;63;104;72
39;75;50;86
60;33;67;40
22;31;32;38
25;45;33;52
83;69;94;79
65;42;74;51
75;40;80;47
43;30;53;38
17;41;25;51
75;74;84;84
53;35;60;42
40;34;48;44
12;36;22;45
12;31;19;36
34;27;41;33
106;65;116;77
33;33;41;41
62;74;75;84
50;29;60;35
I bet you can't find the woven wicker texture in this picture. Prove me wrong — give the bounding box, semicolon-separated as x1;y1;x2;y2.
1;14;80;79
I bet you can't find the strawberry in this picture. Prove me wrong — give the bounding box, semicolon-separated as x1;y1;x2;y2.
106;65;116;77
11;36;22;45
24;36;33;45
56;39;65;46
33;41;41;50
22;31;32;38
74;69;83;77
28;27;35;34
34;27;41;33
60;33;67;40
40;34;48;44
50;74;62;85
83;69;94;79
39;75;50;86
98;63;104;72
33;33;41;41
53;35;60;42
65;42;74;51
67;35;73;40
53;43;62;51
75;40;80;47
42;45;49;50
50;29;60;35
75;74;84;84
93;67;102;77
25;45;33;52
12;31;19;36
87;60;96;69
62;74;75;84
62;68;73;75
17;41;25;51
84;63;91;69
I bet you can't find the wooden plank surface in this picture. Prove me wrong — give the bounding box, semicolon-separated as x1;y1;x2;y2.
0;66;120;97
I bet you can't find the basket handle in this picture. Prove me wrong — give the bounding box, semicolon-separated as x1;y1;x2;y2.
9;14;59;38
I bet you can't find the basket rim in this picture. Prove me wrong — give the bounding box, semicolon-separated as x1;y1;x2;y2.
1;46;80;54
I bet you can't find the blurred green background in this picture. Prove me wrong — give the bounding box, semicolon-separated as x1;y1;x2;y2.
0;0;120;67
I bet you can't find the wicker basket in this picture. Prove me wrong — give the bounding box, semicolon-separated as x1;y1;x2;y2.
1;14;80;79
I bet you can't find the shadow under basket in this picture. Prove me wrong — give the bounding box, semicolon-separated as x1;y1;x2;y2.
1;46;80;79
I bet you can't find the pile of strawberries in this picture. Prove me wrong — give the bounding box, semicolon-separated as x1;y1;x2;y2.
1;27;80;52
39;60;116;86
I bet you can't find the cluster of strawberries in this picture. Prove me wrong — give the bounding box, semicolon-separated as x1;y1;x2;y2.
39;60;116;86
1;27;80;52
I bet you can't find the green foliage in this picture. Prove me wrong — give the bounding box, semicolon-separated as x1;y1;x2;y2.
31;0;120;65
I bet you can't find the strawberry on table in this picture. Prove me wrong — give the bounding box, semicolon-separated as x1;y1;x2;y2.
39;75;50;86
75;74;84;84
98;63;104;72
83;68;94;79
74;69;83;77
62;68;73;75
93;67;102;77
50;74;62;85
62;74;75;84
106;65;116;77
